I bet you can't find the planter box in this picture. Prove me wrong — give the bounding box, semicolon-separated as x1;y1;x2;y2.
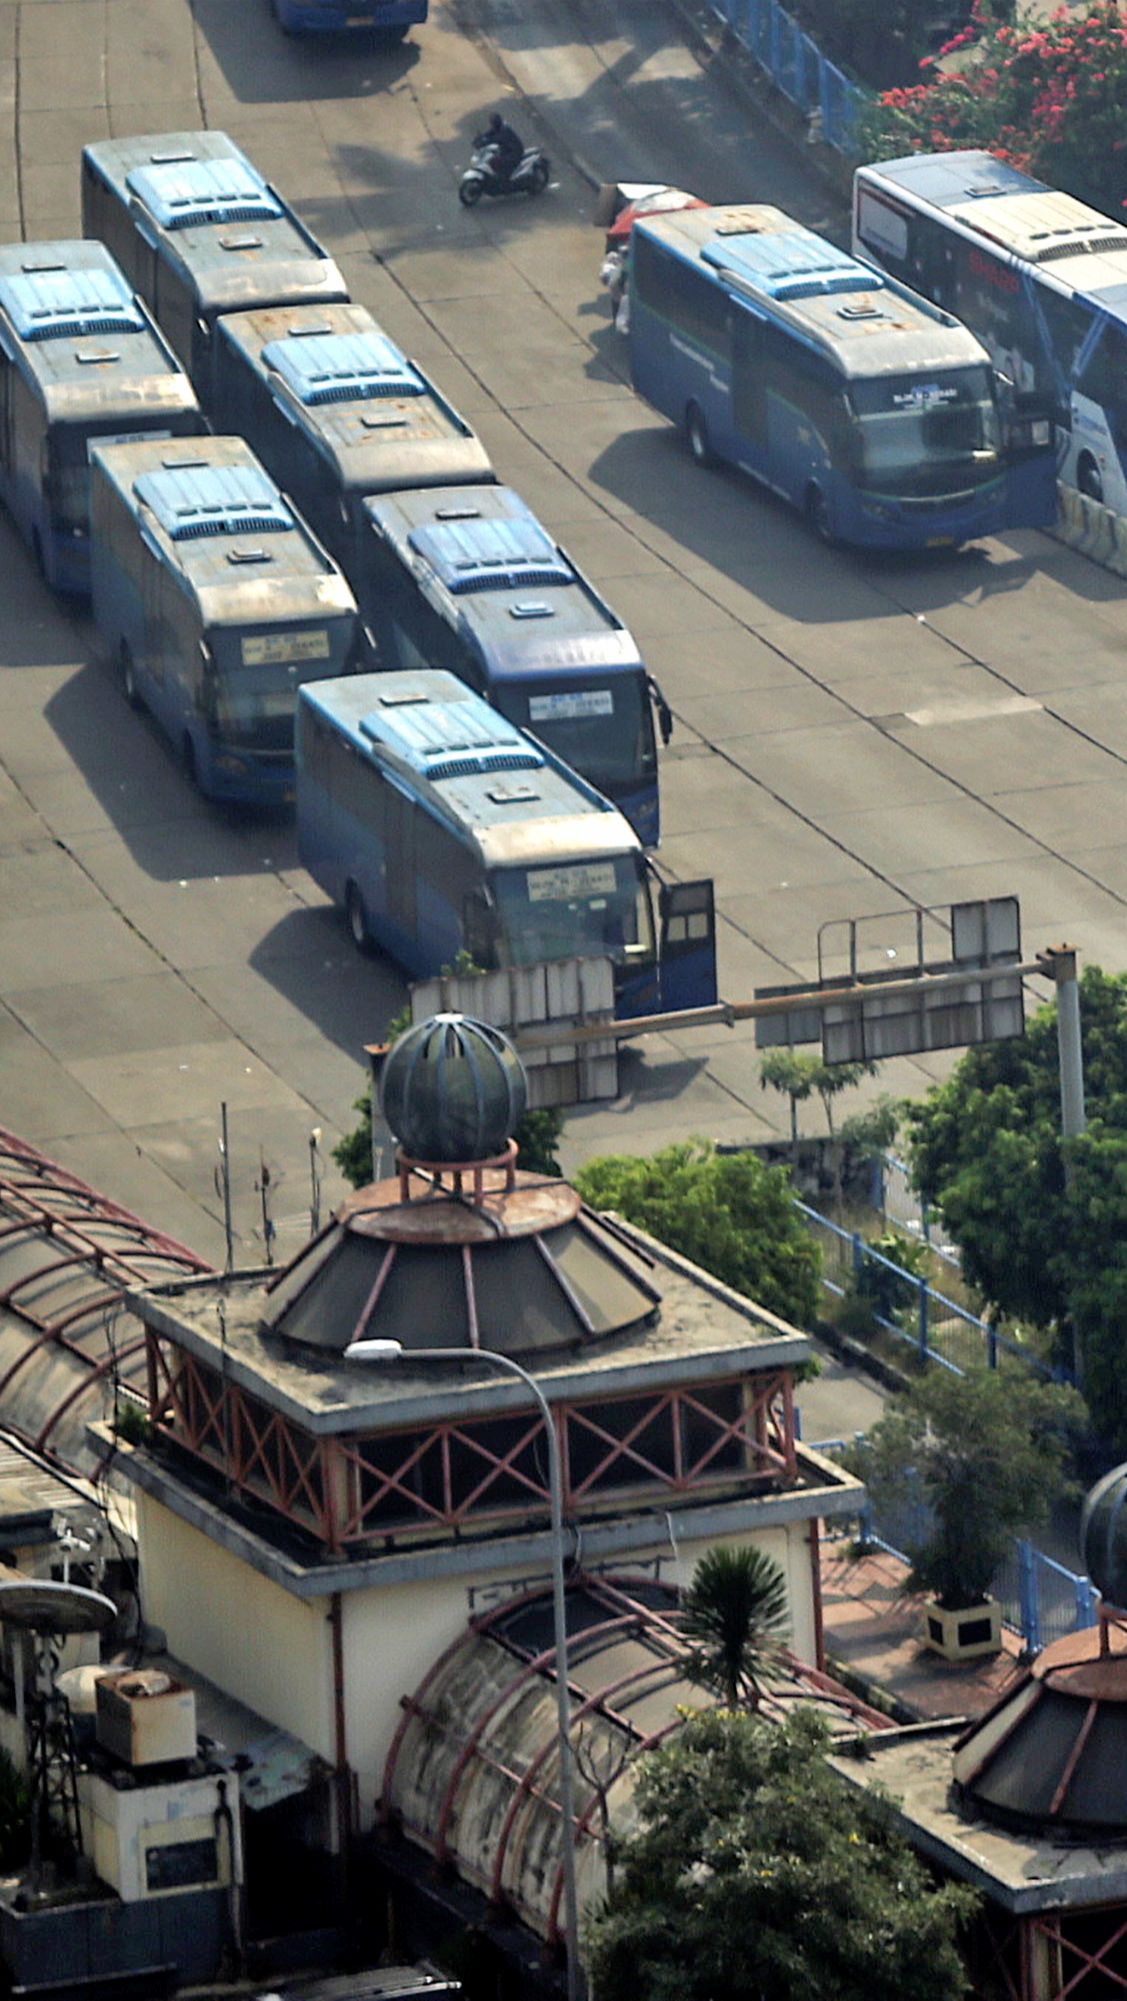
923;1597;1002;1661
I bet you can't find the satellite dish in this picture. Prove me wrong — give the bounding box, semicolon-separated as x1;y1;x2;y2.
0;1578;116;1636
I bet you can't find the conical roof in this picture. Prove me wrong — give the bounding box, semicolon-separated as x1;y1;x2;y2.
953;1623;1127;1837
259;1162;663;1359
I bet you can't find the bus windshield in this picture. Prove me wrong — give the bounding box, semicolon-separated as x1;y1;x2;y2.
846;367;1001;495
492;855;654;969
503;673;656;797
210;631;348;750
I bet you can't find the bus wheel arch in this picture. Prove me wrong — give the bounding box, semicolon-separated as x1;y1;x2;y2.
345;882;373;954
30;528;46;580
804;482;834;543
685;402;714;468
1077;452;1104;504
181;733;198;787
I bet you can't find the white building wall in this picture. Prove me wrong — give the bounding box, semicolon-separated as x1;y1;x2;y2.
135;1493;335;1760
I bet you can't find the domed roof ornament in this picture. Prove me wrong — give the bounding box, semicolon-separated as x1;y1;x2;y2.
380;1014;528;1201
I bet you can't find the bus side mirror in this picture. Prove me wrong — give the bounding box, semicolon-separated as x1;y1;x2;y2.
648;675;673;746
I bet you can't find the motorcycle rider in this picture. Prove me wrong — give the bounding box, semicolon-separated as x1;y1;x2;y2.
476;110;524;185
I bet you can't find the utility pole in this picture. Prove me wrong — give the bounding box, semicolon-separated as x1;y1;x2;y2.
1039;944;1087;1384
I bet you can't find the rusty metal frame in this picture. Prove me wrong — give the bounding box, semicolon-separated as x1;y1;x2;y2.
152;1335;798;1550
154;1346;330;1538
1027;1906;1127;1998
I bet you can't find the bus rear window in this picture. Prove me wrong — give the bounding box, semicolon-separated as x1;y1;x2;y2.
513;673;655;790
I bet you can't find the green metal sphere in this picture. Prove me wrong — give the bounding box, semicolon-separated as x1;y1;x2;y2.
380;1014;527;1163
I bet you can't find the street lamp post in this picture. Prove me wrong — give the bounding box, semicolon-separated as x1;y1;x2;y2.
344;1337;583;2001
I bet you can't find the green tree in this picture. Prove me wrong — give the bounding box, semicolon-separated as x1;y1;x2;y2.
574;1140;822;1329
848;1365;1085;1608
858;2;1127;219
759;1051;876;1148
905;964;1127;1439
587;1708;976;2001
680;1545;790;1710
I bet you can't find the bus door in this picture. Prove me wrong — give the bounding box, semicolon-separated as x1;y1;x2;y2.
999;385;1057;528
657;876;717;1011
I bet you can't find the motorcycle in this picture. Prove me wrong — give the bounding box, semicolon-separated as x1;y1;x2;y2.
459;141;551;208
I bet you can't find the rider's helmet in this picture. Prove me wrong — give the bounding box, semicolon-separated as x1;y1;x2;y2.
488;113;503;133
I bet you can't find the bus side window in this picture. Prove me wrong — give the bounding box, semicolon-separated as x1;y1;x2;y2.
0;347;12;474
732;309;767;448
1076;323;1127;443
153;262;195;375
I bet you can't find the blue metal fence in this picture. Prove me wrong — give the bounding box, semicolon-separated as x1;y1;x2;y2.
796;1197;1060;1381
707;0;867;154
808;1439;1098;1654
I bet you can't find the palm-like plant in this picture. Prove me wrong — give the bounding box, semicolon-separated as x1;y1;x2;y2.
680;1544;790;1710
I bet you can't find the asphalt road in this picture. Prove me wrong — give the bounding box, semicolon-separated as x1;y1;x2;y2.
0;0;1124;1310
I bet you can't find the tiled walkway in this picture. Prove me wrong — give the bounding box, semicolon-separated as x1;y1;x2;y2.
821;1542;1025;1723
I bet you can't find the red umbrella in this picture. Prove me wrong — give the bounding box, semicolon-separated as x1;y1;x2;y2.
606;188;706;245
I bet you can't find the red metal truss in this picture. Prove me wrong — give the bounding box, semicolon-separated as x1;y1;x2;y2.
1027;1907;1127;1999
148;1335;798;1552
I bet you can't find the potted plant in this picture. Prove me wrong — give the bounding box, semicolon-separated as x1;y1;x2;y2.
849;1365;1085;1661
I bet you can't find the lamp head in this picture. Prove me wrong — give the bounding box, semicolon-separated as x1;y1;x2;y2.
343;1339;405;1363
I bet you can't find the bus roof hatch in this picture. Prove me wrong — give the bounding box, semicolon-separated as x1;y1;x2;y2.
407;513;573;595
135;462;294;539
126;158;282;230
703;229;883;303
0;264;144;342
263;329;424;405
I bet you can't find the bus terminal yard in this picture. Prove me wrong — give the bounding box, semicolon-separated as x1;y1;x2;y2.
4;0;1127;1270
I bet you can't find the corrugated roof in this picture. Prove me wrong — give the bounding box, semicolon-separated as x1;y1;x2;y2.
0;1126;211;1473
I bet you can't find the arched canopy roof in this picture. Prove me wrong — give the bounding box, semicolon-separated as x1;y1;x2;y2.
0;1127;211;1472
383;1571;886;1940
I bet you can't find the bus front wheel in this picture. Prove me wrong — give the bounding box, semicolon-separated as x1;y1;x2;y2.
345;884;373;954
804;484;833;544
120;642;140;709
1077;453;1104;504
685;403;714;468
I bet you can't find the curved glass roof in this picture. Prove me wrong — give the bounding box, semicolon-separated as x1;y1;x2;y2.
383;1572;884;1940
0;1126;210;1472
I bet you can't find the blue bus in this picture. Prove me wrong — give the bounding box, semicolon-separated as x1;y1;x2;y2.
91;435;358;804
271;0;425;37
629;203;1057;550
0;241;201;594
855;151;1127;514
357;484;669;849
297;670;717;1018
211;302;493;566
80;133;348;402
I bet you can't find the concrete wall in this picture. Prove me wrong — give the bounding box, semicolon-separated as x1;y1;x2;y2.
137;1495;821;1831
136;1493;335;1760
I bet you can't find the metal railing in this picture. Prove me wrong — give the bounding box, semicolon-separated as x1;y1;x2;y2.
797;1197;1057;1380
707;0;867;153
810;1440;1098;1654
